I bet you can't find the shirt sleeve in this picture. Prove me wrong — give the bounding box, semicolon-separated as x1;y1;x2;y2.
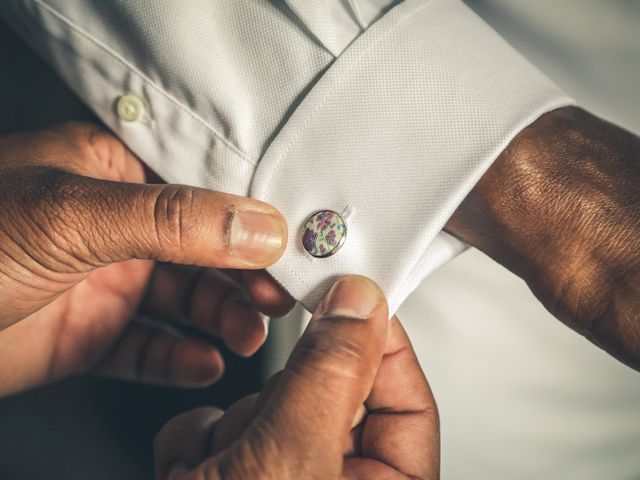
1;0;574;314
252;0;574;313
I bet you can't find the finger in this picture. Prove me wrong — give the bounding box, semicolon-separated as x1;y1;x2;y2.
19;170;287;271
250;276;389;473
342;458;408;479
216;292;268;356
207;370;284;455
94;322;224;387
140;264;210;321
218;269;295;317
252;368;368;458
154;407;224;480
156;396;266;480
359;316;439;479
209;393;260;454
142;265;268;356
241;270;296;317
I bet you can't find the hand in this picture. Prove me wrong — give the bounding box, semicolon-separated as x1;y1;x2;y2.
154;276;439;480
446;107;640;370
0;123;294;396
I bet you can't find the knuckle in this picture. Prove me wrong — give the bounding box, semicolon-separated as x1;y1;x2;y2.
151;186;202;254
217;418;286;480
289;327;371;383
242;419;281;460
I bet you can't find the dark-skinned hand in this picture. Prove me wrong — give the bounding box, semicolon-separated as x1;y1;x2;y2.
447;107;640;371
155;276;439;480
0;122;295;396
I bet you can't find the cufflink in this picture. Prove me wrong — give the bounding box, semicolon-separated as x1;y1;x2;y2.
302;210;347;258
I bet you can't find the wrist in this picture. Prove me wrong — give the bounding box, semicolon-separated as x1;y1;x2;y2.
446;107;640;367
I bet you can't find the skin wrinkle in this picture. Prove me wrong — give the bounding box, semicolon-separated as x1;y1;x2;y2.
0;239;71;287
221;416;291;480
288;331;375;383
82;185;118;265
22;170;111;271
1;174;79;275
15;196;83;272
154;305;435;478
152;186;190;261
0;123;294;397
224;207;237;253
87;124;121;179
446;106;640;370
0;268;62;301
128;191;157;259
285;344;365;392
587;266;640;358
367;407;431;417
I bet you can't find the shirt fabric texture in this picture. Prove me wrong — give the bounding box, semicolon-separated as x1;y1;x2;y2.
1;0;573;313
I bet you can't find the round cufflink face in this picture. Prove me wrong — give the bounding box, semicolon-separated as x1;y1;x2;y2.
302;210;347;258
116;93;145;122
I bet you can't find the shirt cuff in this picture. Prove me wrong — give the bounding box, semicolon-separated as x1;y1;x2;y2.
250;0;574;314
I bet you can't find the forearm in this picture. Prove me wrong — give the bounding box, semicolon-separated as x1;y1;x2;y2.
445;107;640;370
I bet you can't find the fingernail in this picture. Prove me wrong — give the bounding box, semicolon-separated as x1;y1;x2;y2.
319;276;382;319
230;210;286;264
261;314;270;336
351;404;367;429
168;462;189;480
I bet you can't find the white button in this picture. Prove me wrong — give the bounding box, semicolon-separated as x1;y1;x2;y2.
116;93;145;122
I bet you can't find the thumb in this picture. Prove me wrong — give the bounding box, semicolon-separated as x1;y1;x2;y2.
251;276;389;472
20;170;287;270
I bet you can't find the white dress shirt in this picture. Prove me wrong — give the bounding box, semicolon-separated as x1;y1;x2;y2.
1;0;572;313
3;2;640;479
